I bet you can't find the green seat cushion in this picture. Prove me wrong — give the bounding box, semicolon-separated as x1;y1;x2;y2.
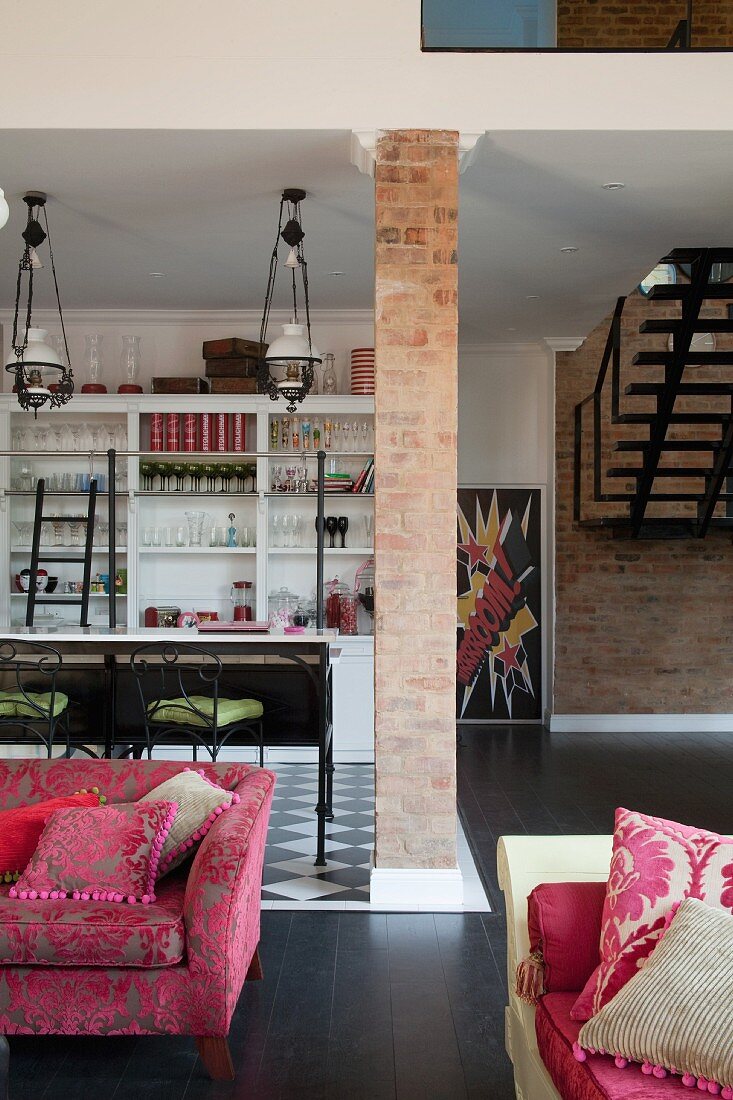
147;695;263;728
0;690;68;718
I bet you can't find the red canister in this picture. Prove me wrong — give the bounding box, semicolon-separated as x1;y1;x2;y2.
165;413;180;451
214;412;229;452
232;413;246;452
183;412;197;452
150;413;164;452
200;413;213;452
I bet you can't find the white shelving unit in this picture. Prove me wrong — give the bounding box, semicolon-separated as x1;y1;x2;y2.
0;393;374;631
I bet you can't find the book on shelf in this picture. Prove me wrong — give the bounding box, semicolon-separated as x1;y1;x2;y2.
352;457;373;494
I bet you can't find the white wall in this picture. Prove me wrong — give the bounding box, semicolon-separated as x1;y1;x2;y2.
0;1;731;132
458;341;554;719
458;343;551;485
0;309;374;395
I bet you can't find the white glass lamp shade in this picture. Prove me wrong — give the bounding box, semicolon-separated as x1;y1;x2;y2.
265;322;317;363
0;189;8;231
4;328;62;369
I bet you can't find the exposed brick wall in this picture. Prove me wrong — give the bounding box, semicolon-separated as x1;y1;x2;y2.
557;2;733;48
555;290;733;714
373;129;459;869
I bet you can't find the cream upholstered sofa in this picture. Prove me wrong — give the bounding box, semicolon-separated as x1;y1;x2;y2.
497;835;613;1100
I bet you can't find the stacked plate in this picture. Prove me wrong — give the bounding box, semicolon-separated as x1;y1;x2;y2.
350;347;375;394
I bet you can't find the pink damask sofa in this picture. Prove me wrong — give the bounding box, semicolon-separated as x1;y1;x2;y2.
0;757;275;1081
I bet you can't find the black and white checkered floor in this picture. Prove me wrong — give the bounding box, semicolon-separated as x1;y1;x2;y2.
261;764;490;911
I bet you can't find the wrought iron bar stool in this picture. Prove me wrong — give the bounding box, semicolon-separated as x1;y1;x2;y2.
130;641;265;764
0;638;72;757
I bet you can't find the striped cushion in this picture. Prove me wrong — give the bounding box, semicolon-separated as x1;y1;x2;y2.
578;897;733;1093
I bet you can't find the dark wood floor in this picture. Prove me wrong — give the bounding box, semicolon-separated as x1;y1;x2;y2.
9;725;733;1099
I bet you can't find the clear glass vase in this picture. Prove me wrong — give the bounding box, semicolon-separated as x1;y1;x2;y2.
83;334;105;391
120;335;142;391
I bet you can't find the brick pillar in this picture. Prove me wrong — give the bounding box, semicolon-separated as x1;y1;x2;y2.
371;130;461;901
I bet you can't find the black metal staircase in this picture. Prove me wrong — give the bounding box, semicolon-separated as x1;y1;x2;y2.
574;248;733;538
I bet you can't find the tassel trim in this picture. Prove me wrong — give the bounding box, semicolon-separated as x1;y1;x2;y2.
515;949;545;1006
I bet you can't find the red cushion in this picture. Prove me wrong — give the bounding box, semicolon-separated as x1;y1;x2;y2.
527;882;606;992
536;992;687;1099
0;793;101;878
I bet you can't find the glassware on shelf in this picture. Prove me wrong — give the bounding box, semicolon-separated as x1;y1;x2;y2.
116;523;128;547
332;421;341;450
325;516;338;549
271;465;283;492
187;463;202;491
171;461;187;491
361;421;370;450
175;526;187;547
119;335;143;393
337;516;349;548
67;520;82;546
139;462;155;491
321;352;337;395
202;463;217;492
270;418;279;451
342;421;351;452
281;514;293;548
98;521;110;547
217;463;233;493
12;521;32;546
226;514;238;547
142;527;154;547
32;426;49;451
151;527;162;547
163;527;174;547
291;514;302;548
40;522;52;547
363;514;374;547
82;334;106;393
185;511;206;547
51;519;65;546
271;514;282;548
285;465;297;492
12;428;27;452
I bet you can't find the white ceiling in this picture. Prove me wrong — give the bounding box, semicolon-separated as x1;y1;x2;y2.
1;128;733;345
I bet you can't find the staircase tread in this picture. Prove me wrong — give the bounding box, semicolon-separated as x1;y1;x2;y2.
631;352;733;365
606;467;716;477
625;382;733;395
648;284;733;300
612;440;721;451
618;413;730;424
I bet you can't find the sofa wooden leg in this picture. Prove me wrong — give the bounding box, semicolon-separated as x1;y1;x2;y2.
196;1036;234;1081
245;945;263;981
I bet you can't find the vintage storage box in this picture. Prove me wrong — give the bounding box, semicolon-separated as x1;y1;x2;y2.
201;337;267;360
151;376;210;394
208;377;258;394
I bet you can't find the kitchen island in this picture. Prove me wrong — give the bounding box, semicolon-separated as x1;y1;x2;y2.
1;626;339;864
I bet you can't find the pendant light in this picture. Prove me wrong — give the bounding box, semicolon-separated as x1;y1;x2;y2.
258;188;321;414
4;192;74;417
0;189;9;230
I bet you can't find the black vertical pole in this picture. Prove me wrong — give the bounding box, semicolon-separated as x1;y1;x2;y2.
686;0;693;46
316;449;325;629
108;449;116;628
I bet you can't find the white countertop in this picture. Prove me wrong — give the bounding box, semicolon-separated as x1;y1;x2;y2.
3;626;339;645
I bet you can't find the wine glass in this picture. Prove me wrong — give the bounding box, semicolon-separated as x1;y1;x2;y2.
361;421;370;450
202;462;217;492
217;462;232;493
154;461;171;492
246;463;257;493
271;514;282;548
342;422;351;453
291;514;302;548
325;516;338;549
139;461;155;491
231;462;246;492
187;462;202;491
337;516;349;548
12;428;26;452
171;461;187;491
281;514;293;548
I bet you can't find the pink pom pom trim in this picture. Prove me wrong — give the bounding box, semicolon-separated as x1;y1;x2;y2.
574;1046;731;1097
573;1043;587;1063
156;776;238;876
7;801;178;907
615;1056;628;1069
684;1075;698;1088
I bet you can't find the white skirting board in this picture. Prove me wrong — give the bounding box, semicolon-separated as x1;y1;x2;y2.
369;866;464;907
549;713;733;733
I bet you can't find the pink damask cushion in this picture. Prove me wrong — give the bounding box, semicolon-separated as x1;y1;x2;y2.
571;807;733;1021
9;800;177;906
138;767;239;877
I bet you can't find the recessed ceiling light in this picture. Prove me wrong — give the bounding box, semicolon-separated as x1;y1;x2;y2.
326;271;345;277
602;182;625;190
149;272;166;278
560;246;579;254
507;327;517;331
526;294;540;300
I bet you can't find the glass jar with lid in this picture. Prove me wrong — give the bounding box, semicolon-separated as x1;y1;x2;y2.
355;558;375;635
325;577;349;629
268;587;299;629
338;592;358;636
